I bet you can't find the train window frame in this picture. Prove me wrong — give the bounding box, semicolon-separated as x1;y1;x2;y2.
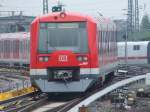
38;22;88;54
133;45;140;51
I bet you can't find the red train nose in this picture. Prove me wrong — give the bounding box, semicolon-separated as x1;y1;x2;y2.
51;50;78;66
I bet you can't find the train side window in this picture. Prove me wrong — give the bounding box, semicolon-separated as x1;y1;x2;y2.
133;45;140;50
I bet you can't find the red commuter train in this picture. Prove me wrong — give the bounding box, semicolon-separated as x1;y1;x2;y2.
30;11;118;93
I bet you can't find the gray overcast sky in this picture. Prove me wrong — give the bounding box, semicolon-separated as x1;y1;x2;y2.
0;0;150;20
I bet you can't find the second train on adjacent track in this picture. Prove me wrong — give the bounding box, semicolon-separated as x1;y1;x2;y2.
118;41;150;65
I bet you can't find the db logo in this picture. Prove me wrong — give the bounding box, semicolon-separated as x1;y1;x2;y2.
58;55;68;62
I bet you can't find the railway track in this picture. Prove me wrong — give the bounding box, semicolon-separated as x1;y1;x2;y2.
32;98;81;112
0;67;37;111
48;98;82;112
1;65;150;112
68;65;150;111
32;65;150;112
112;65;150;84
0;71;30;93
0;93;47;112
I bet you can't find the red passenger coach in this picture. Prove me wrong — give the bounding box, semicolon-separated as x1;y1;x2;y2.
0;32;30;66
30;12;118;93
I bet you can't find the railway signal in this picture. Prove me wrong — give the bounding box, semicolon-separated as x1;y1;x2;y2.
52;1;65;13
52;5;62;12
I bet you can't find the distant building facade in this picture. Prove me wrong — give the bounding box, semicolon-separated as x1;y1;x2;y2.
0;11;35;33
0;11;127;41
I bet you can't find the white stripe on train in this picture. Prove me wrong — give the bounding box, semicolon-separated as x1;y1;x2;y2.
30;68;99;75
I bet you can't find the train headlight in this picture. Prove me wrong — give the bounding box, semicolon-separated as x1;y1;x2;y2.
77;56;88;62
39;57;44;62
39;57;49;62
44;57;49;62
77;56;82;62
60;12;66;18
83;56;88;61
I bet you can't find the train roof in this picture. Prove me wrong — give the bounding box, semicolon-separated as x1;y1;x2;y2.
0;32;29;40
32;12;94;23
32;12;116;30
118;41;150;46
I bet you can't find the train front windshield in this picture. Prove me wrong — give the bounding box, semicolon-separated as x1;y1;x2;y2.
38;22;88;53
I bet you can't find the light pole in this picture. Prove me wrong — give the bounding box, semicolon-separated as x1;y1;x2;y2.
0;3;3;16
125;22;128;69
43;0;49;14
123;9;129;70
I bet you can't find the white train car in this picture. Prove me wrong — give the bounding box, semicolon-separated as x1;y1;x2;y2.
0;32;30;66
118;41;150;65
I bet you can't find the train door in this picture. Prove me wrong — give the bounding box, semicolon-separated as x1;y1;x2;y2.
13;40;20;59
148;42;150;64
0;41;2;58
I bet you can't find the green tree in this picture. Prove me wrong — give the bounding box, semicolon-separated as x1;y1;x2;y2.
140;14;150;31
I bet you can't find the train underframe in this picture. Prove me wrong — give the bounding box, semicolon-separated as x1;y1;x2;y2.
30;63;118;93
